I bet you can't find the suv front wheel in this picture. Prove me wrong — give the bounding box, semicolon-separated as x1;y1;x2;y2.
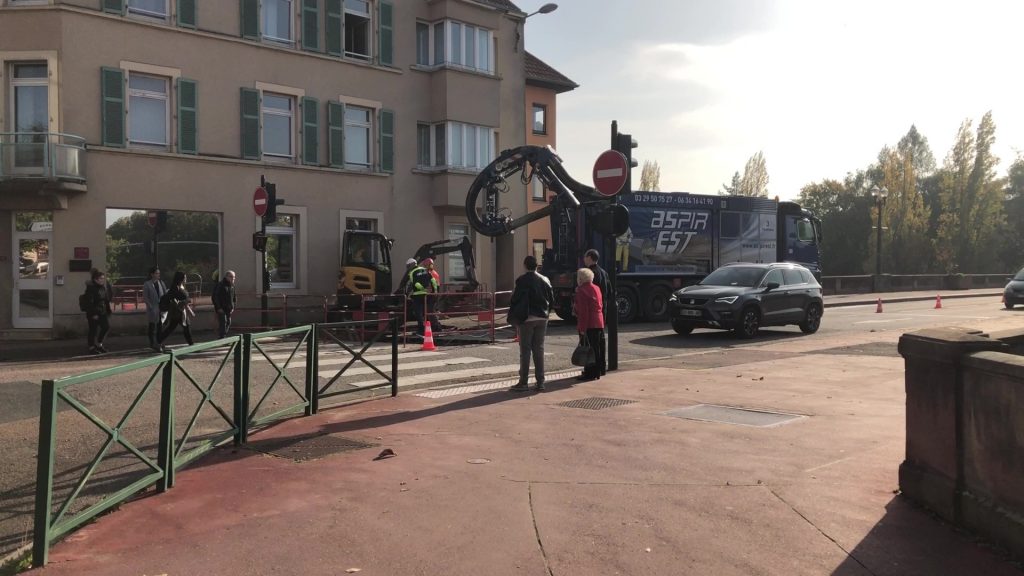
671;318;694;335
733;307;760;339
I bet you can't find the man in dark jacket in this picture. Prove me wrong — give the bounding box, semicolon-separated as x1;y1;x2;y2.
508;255;554;392
212;270;237;338
83;268;114;354
583;249;610;376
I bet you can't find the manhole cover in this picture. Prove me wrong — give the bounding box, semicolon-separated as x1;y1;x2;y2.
664;404;805;427
557;397;637;410
247;432;377;461
814;342;899;357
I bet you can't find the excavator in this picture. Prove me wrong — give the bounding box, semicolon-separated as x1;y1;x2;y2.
336;230;478;312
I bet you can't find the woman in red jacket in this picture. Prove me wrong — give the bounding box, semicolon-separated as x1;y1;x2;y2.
574;267;605;381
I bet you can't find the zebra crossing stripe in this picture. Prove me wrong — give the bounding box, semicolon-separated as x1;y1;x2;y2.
317;356;488;379
344;363;523;389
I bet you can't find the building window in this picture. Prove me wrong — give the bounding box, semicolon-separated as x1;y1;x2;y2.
416;19;493;74
127;73;169;148
267;213;296;289
262;92;294;159
344;105;371;169
263;0;293;44
533;240;546;265
417;122;493;169
532;177;545;201
532;104;546;135
127;0;167;19
344;0;371;60
10;63;48;167
448;223;470;280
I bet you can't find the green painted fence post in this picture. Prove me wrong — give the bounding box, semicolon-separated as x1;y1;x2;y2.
306;326;317;416
240;334;252;444
157;353;175;491
32;380;58;568
233;336;244;445
391;316;399;397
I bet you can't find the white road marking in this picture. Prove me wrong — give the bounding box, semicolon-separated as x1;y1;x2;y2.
853;319;909;324
317;356;488;378
346;363;523;389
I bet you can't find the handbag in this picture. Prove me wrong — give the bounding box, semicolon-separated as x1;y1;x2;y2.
571;334;596;367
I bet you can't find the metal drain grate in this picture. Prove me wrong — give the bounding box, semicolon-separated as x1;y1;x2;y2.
557;397;637;411
664;404;805;428
247;432;377;462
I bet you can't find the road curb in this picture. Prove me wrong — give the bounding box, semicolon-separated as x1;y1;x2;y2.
824;291;1003;308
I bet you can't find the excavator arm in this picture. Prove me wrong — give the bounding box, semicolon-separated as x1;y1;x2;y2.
465;145;607;238
412;236;479;292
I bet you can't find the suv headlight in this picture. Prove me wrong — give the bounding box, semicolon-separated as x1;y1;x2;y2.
715;296;739;304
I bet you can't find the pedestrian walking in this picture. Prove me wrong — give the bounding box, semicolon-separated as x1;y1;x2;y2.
574;267;605;381
583;249;610;376
82;268;114;354
157;271;194;350
508;255;554;392
212;270;237;338
142;266;167;351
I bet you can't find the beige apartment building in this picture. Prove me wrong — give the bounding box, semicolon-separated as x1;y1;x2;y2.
523;49;575;265
0;0;538;337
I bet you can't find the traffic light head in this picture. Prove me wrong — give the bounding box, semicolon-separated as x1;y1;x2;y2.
263;182;285;224
611;121;639;193
155;210;168;234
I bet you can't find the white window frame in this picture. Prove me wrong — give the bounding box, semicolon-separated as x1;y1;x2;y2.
262;92;294;160
257;82;305;163
256;206;307;293
416;122;494;170
415;19;494;74
127;72;170;149
532;177;545;201
0;51;58;139
338;94;380;171
445;219;471;282
532;103;546;135
416;122;431;166
343;0;372;61
127;0;169;21
344;105;372;170
119;62;180;151
262;0;294;45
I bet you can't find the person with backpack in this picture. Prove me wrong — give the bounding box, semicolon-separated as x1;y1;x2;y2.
82;268;114;354
157;271;194;350
407;258;438;336
142;266;167;351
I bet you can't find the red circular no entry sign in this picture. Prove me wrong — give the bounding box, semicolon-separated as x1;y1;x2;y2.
592;150;629;196
253;186;268;217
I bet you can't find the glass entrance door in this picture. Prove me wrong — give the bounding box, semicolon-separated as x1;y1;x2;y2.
13;211;53;328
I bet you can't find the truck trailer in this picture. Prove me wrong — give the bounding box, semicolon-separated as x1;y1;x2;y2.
543;191;822;323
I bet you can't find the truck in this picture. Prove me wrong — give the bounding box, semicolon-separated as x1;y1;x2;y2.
543;191;822;322
463;145;822;323
336;230;478;312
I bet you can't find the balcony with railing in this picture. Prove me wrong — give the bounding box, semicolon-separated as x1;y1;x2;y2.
0;132;87;199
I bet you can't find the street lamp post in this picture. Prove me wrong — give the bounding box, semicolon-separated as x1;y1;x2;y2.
516;3;558;52
871;185;888;291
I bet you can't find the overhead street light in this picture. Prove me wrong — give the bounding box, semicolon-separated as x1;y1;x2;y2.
516;3;558;52
871;185;888;290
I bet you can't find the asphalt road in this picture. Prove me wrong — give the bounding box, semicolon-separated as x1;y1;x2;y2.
1;295;1019;562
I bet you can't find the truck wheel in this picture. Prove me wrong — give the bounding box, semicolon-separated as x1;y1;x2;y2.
799;303;822;334
642;285;672;321
555;306;576;322
733;307;760;339
671;319;693;335
617;287;638;324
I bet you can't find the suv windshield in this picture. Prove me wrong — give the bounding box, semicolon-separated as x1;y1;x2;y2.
700;266;765;287
1015;268;1024;281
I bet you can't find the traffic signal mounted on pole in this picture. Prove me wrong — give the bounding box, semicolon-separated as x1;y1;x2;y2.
263;182;285;224
611;121;638;194
154;210;168;234
252;232;268;252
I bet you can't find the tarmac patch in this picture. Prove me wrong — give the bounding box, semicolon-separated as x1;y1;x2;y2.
0;381;72;425
674;349;802;369
246;431;377;462
664;404;806;428
812;342;899;357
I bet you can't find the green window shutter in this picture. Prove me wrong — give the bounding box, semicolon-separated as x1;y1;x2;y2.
102;0;124;15
379;109;394;173
328;101;345;167
100;67;125;148
177;78;198;155
325;0;342;57
302;97;319;165
302;0;320;52
240;0;259;40
177;0;197;29
378;1;393;66
240;88;261;160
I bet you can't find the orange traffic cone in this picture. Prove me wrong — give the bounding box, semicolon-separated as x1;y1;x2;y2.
934;294;943;309
875;298;883;313
421;321;437;351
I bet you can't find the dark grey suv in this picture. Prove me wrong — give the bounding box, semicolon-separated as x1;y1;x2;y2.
1004;267;1024;309
668;262;824;339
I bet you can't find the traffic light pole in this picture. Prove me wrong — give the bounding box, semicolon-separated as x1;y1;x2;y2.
260;176;270;329
607;121;620;371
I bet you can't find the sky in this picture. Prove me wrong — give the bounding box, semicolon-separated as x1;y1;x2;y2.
524;0;1024;200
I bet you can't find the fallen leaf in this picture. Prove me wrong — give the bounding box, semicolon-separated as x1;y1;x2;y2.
373;448;396;461
645;548;652;553
346;569;362;573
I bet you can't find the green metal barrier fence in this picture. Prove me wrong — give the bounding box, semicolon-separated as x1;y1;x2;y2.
313;316;400;413
32;319;391;567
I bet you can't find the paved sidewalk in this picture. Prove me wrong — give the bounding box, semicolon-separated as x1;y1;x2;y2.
28;314;1024;576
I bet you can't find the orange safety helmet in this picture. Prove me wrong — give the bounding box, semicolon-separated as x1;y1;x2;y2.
420;257;435;267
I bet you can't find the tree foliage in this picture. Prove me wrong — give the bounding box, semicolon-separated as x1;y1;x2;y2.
797;175;872;275
105;210;220;291
639;160;661;192
721;151;769;197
